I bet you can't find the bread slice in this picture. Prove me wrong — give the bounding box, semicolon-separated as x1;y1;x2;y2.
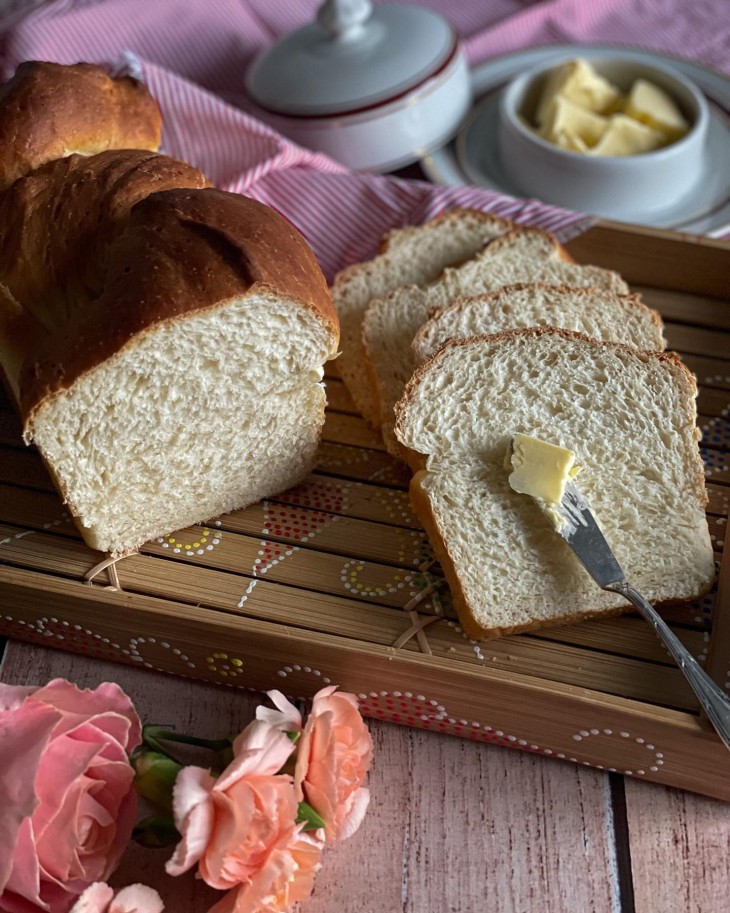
3;186;338;555
331;209;514;424
412;284;665;363
394;327;714;639
363;228;630;456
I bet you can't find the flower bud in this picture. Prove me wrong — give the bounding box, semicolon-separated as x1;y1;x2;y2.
132;751;182;812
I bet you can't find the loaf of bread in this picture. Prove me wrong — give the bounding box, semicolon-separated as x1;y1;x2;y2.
331;209;514;425
362;228;630;456
394;327;714;638
0;62;339;555
411;284;665;363
0;61;162;190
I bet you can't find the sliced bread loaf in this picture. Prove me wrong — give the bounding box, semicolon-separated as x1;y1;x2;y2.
394;327;714;638
2;184;338;555
412;284;665;363
363;229;630;456
0;61;340;557
331;209;514;424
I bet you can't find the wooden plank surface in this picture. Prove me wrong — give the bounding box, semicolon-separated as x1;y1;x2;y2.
3;641;729;913
625;778;730;913
0;642;621;912
564;223;729;297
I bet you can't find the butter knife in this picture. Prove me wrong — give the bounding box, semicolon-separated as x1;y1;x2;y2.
557;480;730;751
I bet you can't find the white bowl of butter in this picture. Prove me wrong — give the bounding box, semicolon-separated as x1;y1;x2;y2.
497;54;710;218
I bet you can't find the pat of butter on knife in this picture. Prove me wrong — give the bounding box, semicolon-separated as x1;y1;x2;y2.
507;433;581;529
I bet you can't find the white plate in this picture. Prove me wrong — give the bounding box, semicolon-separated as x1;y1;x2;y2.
422;45;730;235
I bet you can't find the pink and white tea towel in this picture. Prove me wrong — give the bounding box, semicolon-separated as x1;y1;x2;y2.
0;0;727;274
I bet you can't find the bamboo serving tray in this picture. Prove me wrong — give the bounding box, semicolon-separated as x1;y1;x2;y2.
1;221;729;800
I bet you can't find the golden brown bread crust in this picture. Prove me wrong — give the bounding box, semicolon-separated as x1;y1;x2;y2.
0;149;210;327
0;61;162;191
477;227;576;264
0;149;211;411
19;187;338;429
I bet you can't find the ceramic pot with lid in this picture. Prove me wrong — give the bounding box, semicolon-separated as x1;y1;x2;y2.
246;0;472;172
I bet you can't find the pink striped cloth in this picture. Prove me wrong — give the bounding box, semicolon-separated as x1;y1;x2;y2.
1;0;727;276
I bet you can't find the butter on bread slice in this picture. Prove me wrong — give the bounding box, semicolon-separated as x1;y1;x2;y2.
535;58;620;125
625;78;689;142
394;327;714;638
590;113;665;156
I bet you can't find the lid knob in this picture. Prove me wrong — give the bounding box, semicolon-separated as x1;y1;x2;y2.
316;0;373;41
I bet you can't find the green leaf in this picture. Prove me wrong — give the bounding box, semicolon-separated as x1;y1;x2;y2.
296;801;327;832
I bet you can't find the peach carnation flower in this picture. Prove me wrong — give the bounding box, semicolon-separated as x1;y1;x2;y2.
294;687;372;841
207;829;323;913
166;719;322;911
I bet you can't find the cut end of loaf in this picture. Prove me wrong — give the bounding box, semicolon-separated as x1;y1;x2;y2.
27;294;332;554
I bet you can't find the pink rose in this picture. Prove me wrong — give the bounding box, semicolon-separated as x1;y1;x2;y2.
0;679;142;913
294;687;372;841
167;719;319;902
69;883;163;913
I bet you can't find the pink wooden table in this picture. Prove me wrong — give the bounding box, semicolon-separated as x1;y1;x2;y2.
2;640;728;913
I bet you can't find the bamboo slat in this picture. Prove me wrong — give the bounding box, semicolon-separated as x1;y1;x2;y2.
637;286;730;330
324;378;358;414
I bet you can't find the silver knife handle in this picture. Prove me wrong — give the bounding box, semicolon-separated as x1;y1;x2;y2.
609;581;730;750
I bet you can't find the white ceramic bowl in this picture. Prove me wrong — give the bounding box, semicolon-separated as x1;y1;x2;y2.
497;54;711;219
246;2;472;173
